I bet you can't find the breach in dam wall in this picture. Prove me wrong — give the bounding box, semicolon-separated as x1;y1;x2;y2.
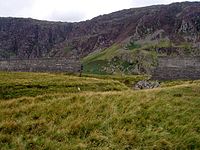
0;58;81;73
152;56;200;80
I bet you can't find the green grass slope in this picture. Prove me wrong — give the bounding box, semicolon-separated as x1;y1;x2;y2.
83;45;121;64
0;72;128;100
82;42;157;75
0;72;200;149
82;39;199;75
82;45;122;75
82;73;149;88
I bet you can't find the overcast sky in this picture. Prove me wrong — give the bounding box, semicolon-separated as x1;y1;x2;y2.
0;0;199;22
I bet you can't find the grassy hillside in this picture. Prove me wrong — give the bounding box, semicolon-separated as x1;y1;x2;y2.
82;73;149;88
82;43;157;75
0;72;200;149
82;45;122;75
0;72;128;100
83;45;121;64
82;39;199;75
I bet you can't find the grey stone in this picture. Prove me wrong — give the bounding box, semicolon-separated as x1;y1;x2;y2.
134;80;160;90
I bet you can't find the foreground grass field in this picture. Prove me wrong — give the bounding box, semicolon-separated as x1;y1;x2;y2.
0;72;200;149
0;72;128;100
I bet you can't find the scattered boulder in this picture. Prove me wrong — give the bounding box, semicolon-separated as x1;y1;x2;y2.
134;80;160;90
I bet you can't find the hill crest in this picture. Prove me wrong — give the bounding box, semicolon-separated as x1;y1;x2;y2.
0;2;199;61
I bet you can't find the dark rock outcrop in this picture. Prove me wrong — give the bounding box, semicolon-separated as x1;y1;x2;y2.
0;18;73;59
0;2;200;59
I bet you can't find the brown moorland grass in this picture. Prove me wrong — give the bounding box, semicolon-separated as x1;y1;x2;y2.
0;72;200;149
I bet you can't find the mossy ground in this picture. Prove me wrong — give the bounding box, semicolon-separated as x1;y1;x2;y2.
82;43;157;75
0;72;200;149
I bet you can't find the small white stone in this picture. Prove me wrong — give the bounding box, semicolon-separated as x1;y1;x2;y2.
78;87;81;91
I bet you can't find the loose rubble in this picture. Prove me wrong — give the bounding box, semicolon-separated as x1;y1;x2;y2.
134;80;160;90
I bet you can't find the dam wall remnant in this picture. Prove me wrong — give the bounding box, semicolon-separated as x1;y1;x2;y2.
152;56;200;80
0;58;81;73
1;56;200;81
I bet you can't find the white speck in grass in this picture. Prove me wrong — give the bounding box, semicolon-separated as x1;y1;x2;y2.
78;87;81;91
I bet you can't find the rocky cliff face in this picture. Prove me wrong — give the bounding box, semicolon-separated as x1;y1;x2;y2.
0;2;200;59
0;18;73;59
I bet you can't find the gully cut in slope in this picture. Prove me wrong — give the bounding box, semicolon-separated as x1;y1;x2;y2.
0;72;200;149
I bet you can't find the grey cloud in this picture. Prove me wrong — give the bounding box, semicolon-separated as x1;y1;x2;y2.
0;0;199;22
131;0;198;7
46;11;87;22
0;0;33;17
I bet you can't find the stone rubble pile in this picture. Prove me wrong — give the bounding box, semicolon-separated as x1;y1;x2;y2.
134;80;160;90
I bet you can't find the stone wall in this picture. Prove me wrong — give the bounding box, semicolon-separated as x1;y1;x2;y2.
0;58;81;73
152;56;200;80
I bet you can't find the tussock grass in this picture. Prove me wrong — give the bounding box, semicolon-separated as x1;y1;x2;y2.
82;73;149;87
0;72;200;149
0;72;128;100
